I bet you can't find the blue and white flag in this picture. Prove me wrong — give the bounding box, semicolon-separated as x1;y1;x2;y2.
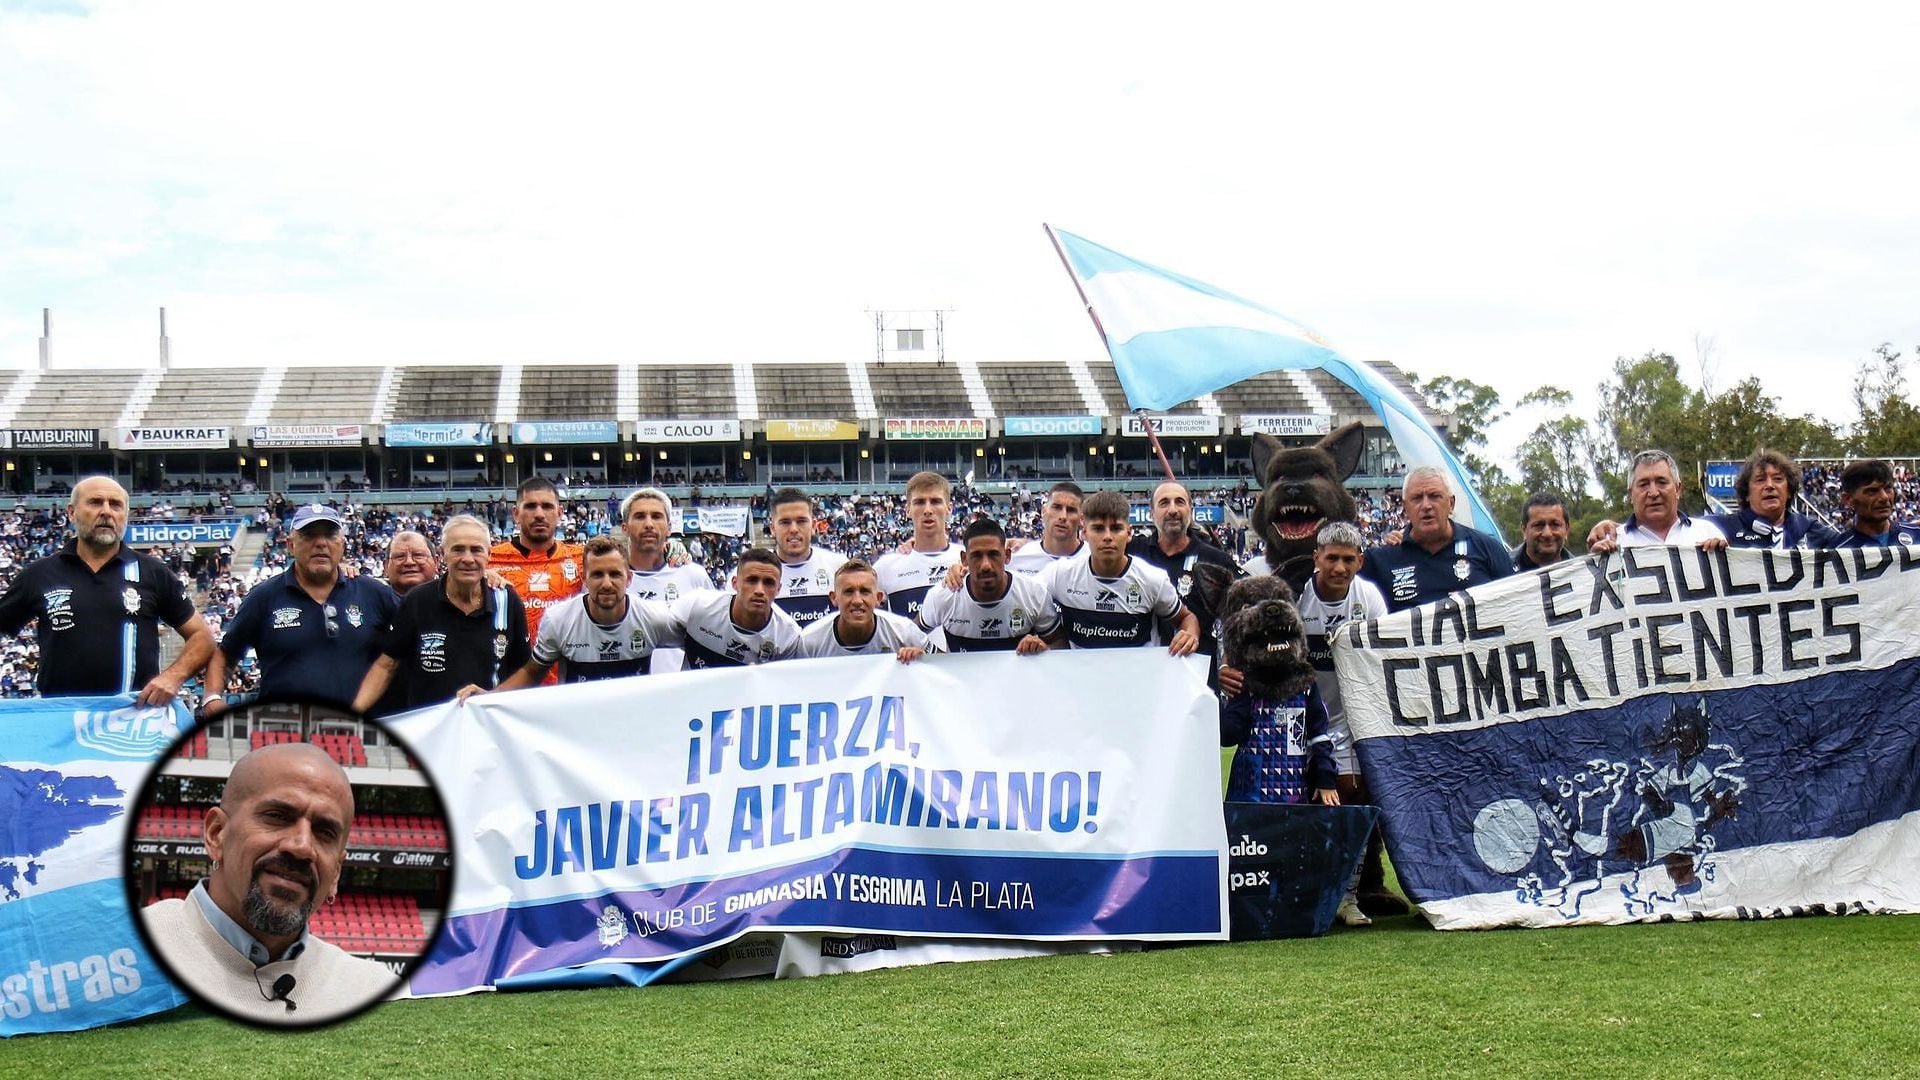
391;650;1227;996
1047;226;1499;538
1;696;192;1036
1333;546;1920;929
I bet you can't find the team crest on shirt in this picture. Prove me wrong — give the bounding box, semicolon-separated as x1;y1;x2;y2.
816;568;831;590
494;633;509;659
420;633;448;672
345;604;364;628
1010;607;1029;634
630;629;649;651
1126;580;1142;607
664;582;679;602
758;640;775;661
1177;576;1192;597
1453;558;1470;581
272;606;302;630
122;586;142;615
561;558;579;582
43;589;75;632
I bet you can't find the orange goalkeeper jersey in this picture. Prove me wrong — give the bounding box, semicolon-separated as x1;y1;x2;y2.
490;538;584;684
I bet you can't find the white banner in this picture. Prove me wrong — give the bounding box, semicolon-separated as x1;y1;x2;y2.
391;650;1227;996
1239;414;1332;437
1120;415;1221;438
251;424;365;447
680;507;751;537
636;419;742;443
113;426;233;450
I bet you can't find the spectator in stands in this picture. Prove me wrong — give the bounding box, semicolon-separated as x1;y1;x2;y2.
354;515;530;714
1587;450;1727;553
1704;448;1836;549
1512;492;1575;571
204;505;400;716
139;742;399;1024
0;475;214;704
1827;459;1920;548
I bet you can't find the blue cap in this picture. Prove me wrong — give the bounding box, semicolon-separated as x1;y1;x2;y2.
289;504;345;531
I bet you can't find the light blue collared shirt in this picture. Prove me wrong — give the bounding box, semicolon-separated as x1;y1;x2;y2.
190;879;310;967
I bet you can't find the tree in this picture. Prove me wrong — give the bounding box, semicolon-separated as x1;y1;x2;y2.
1510;386;1612;544
1407;373;1508;491
1851;344;1920;455
1595;352;1699;505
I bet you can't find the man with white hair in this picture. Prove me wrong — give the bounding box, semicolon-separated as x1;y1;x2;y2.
620;487;711;672
1358;465;1514;613
353;514;529;714
1586;450;1728;553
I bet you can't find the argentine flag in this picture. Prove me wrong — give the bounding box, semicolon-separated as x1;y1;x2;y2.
1047;226;1501;539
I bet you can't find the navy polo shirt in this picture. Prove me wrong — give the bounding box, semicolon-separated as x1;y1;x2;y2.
219;569;399;709
1360;523;1516;613
0;540;197;696
1705;508;1837;550
1827;521;1920;549
382;576;531;711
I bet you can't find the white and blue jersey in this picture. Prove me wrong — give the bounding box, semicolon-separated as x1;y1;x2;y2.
773;547;849;630
917;573;1060;652
1035;556;1182;649
874;543;964;623
669;590;802;670
1008;539;1085;577
627;561;713;673
796;609;928;658
533;594;683;684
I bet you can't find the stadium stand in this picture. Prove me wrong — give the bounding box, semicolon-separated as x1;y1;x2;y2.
131;367;267;429
264;367;388;423
635;364;737;417
14;369;147;423
868;363;975;416
751;363;858;418
517;364;619;420
388;365;502;420
974;361;1088;415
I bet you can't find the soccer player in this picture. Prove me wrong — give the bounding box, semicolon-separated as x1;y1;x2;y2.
1006;481;1086;575
353;515;530;713
0;474;214;703
797;560;928;661
766;486;848;628
920;517;1061;653
620;487;711;672
670;547;802;669
873;471;964;622
490;478;584;683
1359;466;1516;612
204;504;399;714
1036;491;1199;654
480;536;682;690
1826;459;1920;547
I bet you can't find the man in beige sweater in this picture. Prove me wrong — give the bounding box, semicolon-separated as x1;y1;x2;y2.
141;742;399;1026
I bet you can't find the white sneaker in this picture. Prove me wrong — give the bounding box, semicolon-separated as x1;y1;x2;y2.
1337;895;1372;927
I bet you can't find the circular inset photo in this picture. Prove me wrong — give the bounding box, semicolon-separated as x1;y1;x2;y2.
125;697;453;1029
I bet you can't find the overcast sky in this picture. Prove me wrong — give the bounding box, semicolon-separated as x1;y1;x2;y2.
4;1;1917;465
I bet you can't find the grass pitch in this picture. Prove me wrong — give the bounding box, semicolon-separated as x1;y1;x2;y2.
5;910;1915;1078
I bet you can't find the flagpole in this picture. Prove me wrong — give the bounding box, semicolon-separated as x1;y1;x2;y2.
1044;225;1178;484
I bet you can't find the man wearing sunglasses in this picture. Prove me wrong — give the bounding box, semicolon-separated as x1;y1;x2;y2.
204;504;400;715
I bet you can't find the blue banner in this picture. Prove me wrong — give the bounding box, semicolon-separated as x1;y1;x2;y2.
1003;416;1102;438
386;422;494;448
126;519;244;546
1;696;193;1036
391;650;1227;996
1704;460;1739;502
510;421;619;445
1334;547;1920;928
